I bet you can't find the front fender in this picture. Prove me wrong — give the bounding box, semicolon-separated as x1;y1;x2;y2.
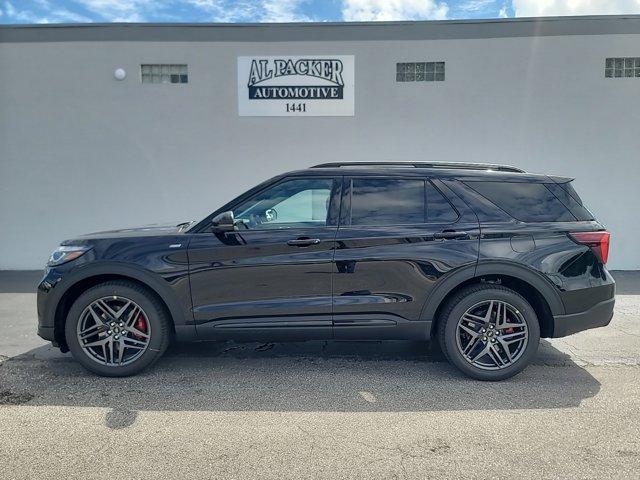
41;261;196;344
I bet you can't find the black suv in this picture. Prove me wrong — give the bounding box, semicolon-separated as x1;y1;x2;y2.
37;162;615;380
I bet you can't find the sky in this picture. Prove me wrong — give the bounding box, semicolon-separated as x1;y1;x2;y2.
1;0;640;24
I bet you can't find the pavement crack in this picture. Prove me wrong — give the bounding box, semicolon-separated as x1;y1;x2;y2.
296;424;319;454
612;326;640;338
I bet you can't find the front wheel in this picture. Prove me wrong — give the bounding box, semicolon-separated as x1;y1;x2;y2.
437;284;540;381
65;280;171;377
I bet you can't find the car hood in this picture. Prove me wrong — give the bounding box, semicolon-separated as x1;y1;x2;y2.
63;222;190;242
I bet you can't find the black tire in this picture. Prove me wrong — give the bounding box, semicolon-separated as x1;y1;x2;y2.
437;284;540;381
65;280;171;377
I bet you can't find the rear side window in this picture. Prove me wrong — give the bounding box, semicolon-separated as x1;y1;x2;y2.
426;182;458;222
350;178;424;225
465;181;575;222
546;183;594;221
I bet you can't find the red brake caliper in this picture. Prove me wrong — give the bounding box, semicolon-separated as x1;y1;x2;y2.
133;314;147;339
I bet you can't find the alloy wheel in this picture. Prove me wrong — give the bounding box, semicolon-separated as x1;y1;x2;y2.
76;296;151;366
455;299;529;370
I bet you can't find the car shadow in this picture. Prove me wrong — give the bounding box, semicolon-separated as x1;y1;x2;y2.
0;339;601;426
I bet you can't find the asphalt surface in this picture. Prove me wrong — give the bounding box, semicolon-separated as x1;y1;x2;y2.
1;271;639;479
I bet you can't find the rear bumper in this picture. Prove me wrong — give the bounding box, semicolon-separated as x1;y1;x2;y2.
552;297;615;338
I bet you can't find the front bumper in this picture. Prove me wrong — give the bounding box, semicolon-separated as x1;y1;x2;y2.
552;297;615;338
36;267;66;346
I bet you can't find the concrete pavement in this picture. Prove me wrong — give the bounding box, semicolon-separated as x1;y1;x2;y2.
1;271;639;479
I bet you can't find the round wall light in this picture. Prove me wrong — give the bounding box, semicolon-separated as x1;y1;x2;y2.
114;68;126;81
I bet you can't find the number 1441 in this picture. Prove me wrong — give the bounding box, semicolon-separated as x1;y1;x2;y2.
286;103;306;113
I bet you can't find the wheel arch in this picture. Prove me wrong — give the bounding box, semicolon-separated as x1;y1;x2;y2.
422;261;564;339
52;263;189;351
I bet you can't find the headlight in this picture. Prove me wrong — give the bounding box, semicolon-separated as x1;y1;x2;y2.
47;245;91;267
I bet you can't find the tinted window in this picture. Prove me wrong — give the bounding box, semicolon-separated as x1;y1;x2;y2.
234;178;334;229
351;178;425;225
426;182;458;222
466;181;576;222
546;183;594;221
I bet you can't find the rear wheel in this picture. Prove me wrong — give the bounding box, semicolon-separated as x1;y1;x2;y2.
65;280;171;377
437;284;540;381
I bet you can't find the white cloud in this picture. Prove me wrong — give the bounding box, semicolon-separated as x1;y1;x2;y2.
4;0;50;22
2;0;97;22
498;5;508;17
86;0;146;21
184;0;311;22
73;0;156;22
261;0;312;21
342;0;449;21
50;8;94;22
512;0;640;17
458;0;495;13
183;0;251;22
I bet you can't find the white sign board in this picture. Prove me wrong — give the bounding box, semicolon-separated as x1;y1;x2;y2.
237;55;354;116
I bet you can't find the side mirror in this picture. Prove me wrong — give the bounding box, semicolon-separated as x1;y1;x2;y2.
211;211;236;233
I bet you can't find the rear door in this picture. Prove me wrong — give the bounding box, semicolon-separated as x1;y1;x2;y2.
332;176;480;339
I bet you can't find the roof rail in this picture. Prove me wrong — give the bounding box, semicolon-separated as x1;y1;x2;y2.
310;162;526;173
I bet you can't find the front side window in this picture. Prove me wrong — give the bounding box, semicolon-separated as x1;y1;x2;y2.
350;178;425;226
233;178;334;230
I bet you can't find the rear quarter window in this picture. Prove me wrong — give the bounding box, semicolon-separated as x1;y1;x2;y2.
465;181;576;222
546;183;594;221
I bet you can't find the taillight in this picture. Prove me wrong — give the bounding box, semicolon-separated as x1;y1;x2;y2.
570;231;610;264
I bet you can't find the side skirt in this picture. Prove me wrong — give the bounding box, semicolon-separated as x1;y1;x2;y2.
191;315;333;342
333;314;431;341
183;315;431;342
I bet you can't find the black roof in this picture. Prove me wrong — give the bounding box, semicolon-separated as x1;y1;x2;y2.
311;162;525;172
290;162;570;183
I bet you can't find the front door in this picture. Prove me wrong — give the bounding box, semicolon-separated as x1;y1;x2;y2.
332;176;480;339
188;176;341;341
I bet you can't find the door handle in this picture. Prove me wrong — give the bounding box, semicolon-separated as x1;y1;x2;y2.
434;230;468;240
287;238;321;247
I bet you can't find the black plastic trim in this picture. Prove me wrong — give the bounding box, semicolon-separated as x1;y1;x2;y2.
552;297;615;337
37;325;55;342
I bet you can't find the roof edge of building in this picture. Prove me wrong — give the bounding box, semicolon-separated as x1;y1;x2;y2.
2;15;640;43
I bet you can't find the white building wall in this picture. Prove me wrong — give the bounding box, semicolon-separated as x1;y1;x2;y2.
1;31;639;269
